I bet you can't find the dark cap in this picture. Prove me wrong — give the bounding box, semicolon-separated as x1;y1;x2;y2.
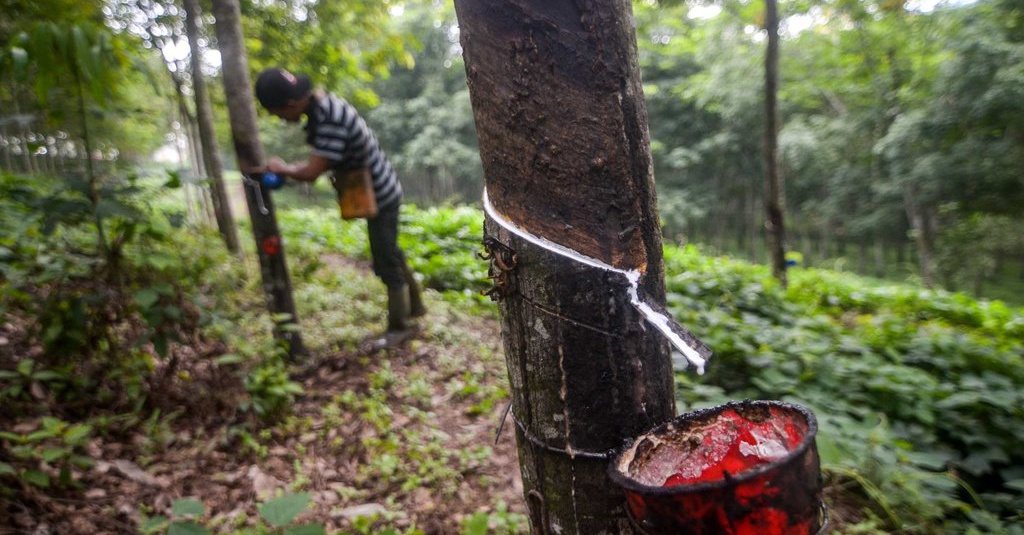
255;68;312;109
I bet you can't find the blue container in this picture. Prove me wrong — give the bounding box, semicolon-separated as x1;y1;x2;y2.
262;172;284;190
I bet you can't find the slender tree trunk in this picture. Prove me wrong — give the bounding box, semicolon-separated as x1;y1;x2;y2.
455;1;707;532
171;113;197;224
187;116;216;225
1;128;12;171
183;0;242;254
904;183;935;287
763;0;787;286
13;102;35;174
211;0;305;358
874;236;885;277
74;64;110;262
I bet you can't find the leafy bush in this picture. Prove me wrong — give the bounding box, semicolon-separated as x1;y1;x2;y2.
272;202;1024;531
140;494;324;535
276;204;490;299
664;245;1024;532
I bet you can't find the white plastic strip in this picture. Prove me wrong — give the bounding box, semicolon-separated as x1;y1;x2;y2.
483;189;707;374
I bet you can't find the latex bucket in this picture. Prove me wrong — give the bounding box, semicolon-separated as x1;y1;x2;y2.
608;400;826;535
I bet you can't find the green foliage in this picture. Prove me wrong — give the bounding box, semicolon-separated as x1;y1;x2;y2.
0;171;208;365
275;203;489;300
399;205;488;294
0;417;94;489
141;495;323;535
664;244;1024;532
243;350;304;421
258;493;312;528
459;503;528;535
0;359;63;401
242;0;415;108
10;22;123;105
631;0;1024;297
272;199;1022;534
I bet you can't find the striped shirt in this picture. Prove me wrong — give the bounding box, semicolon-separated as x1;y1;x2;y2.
305;93;402;210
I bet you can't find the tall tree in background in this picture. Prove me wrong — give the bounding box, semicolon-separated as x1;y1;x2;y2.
183;0;239;254
763;0;787;285
105;0;218;226
211;0;305;358
454;0;707;532
367;1;482;204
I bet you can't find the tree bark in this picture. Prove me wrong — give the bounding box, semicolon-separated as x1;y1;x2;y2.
184;0;240;254
211;0;305;358
904;183;935;287
763;0;788;286
455;1;707;532
1;127;12;171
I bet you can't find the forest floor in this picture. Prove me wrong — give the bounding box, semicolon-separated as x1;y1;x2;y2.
1;254;526;534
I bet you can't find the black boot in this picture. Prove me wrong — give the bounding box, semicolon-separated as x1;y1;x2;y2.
403;265;427;318
366;284;415;350
387;284;413;332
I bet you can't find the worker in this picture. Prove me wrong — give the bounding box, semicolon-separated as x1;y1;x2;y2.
254;67;425;347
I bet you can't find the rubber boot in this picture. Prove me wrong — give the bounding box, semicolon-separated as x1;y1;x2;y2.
387;284;413;332
403;265;427;318
369;284;414;350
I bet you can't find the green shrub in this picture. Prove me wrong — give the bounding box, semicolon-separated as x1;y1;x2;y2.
663;244;1024;532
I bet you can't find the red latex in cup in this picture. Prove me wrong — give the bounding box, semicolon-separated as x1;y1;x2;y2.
608;400;825;535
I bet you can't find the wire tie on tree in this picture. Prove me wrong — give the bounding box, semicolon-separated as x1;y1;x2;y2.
508;409;611;460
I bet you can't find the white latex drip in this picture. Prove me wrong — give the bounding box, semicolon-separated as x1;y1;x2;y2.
483;189;707;374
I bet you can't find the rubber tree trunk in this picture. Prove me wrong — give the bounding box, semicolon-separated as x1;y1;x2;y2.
211;0;305;358
904;183;935;288
184;0;240;255
763;0;788;287
454;1;698;532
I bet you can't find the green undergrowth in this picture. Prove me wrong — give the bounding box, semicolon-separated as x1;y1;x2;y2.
0;172;520;534
277;200;1024;533
663;245;1024;534
3;170;1022;533
277;198;1024;532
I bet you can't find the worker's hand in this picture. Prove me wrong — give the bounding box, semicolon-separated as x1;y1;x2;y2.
267;156;290;176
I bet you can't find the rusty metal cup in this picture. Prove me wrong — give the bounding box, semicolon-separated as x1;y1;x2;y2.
608;400;826;535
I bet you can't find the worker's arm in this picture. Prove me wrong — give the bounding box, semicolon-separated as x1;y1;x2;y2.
267;154;331;182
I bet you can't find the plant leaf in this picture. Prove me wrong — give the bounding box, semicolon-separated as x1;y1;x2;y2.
172;498;205;517
213;354;244;366
259;493;310;527
22;469;50;488
1005;479;1024;492
30;370;62;381
167;521;211;535
140;515;169;534
41;448;67;463
463;512;489;535
135;289;160;309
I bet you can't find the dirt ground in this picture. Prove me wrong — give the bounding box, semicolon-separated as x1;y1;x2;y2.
0;255;525;534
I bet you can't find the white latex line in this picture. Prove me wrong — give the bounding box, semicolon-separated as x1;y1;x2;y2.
483;189;707;374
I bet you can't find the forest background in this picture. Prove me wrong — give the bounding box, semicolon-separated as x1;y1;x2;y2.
1;0;1023;533
4;0;1024;300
